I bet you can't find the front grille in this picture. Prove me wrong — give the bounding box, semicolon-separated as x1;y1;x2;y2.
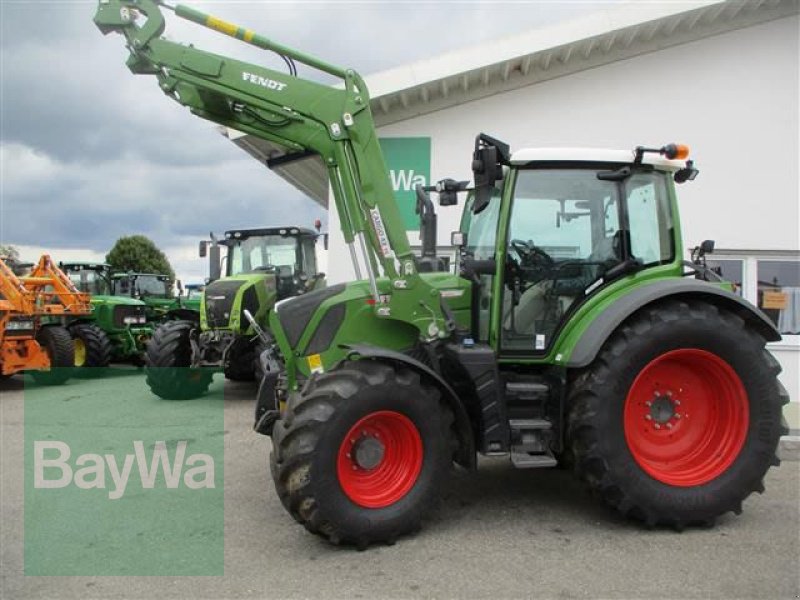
204;280;246;329
113;305;147;328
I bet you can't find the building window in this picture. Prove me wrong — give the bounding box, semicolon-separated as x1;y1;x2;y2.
707;259;743;296
757;260;800;335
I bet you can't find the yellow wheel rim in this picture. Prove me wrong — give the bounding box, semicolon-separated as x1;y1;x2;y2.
74;339;87;367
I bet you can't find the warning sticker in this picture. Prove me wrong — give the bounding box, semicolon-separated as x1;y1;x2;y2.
370;208;394;259
307;353;324;374
535;334;546;350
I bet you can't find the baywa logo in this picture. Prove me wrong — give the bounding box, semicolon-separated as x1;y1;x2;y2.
242;71;287;91
33;440;215;500
389;168;426;192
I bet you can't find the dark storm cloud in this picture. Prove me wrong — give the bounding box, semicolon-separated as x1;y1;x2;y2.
1;0;593;258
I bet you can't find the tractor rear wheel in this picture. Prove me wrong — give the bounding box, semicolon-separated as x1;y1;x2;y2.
30;326;74;386
69;323;113;376
567;300;788;528
145;320;213;400
270;360;453;547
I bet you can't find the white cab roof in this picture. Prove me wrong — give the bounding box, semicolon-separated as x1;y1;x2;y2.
510;147;686;171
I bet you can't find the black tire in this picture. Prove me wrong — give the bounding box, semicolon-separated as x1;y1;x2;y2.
223;337;255;382
270;360;453;547
30;326;74;386
145;320;213;400
252;337;271;384
567;299;789;528
69;322;113;376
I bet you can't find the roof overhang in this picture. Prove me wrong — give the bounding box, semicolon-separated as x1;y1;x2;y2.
224;0;798;205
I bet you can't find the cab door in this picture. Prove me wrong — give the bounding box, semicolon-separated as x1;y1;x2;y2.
494;167;623;355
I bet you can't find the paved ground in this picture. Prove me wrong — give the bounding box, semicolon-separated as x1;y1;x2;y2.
2;372;798;599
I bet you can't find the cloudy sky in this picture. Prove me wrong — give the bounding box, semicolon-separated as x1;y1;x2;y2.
1;0;606;283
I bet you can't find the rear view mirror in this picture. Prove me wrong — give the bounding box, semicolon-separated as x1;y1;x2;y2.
208;244;222;282
472;134;510;214
199;241;208;258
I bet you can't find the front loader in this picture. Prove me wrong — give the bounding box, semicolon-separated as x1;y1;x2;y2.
144;225;324;399
0;255;92;384
96;0;789;547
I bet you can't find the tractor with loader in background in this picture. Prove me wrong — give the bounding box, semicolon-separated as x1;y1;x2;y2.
59;262;151;370
1;255;91;384
144;225;325;399
96;0;789;548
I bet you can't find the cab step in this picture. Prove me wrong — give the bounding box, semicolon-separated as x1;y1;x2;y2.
509;418;557;469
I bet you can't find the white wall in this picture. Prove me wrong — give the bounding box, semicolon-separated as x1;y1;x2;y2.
329;15;798;282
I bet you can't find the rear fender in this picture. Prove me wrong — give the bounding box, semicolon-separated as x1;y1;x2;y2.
566;279;780;368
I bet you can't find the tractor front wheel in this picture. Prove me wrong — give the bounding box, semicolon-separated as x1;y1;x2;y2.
145;320;213;400
69;323;113;377
223;337;256;382
30;326;74;386
270;360;453;547
567;300;788;528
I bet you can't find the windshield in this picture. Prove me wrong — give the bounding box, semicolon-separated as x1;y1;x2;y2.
66;269;110;295
229;235;316;278
185;287;204;300
463;187;502;260
510;168;673;266
116;275;170;298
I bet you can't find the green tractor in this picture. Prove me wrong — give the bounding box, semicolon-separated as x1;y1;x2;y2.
111;271;177;322
59;262;151;369
143;226;324;399
98;1;789;547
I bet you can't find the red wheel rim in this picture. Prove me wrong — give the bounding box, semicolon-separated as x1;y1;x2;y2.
337;410;423;508
624;349;749;487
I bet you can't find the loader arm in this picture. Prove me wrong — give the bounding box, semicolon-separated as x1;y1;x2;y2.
0;255;92;316
94;0;450;340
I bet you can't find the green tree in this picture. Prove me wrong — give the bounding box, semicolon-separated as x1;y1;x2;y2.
106;235;175;280
0;244;20;261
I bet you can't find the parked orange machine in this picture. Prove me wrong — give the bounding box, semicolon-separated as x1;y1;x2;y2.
0;254;92;384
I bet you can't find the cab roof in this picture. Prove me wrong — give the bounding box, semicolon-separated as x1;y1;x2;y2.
111;272;170;280
510;148;686;171
223;226;318;241
60;261;111;270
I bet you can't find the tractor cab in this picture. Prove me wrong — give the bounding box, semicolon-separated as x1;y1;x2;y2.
221;227;322;299
60;262;114;296
461;137;698;355
112;272;174;322
112;272;172;300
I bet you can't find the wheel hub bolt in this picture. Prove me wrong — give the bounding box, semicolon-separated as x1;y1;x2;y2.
654;423;661;430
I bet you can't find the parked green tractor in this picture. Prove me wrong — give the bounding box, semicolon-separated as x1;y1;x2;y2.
98;0;789;547
60;262;151;369
111;272;176;321
144;226;324;399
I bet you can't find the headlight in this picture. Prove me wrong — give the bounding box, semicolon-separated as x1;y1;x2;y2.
123;315;147;325
6;320;34;330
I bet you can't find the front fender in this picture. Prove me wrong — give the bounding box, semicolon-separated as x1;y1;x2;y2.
566;279;780;368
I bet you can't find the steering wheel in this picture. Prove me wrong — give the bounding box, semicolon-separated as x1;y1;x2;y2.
510;239;554;268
